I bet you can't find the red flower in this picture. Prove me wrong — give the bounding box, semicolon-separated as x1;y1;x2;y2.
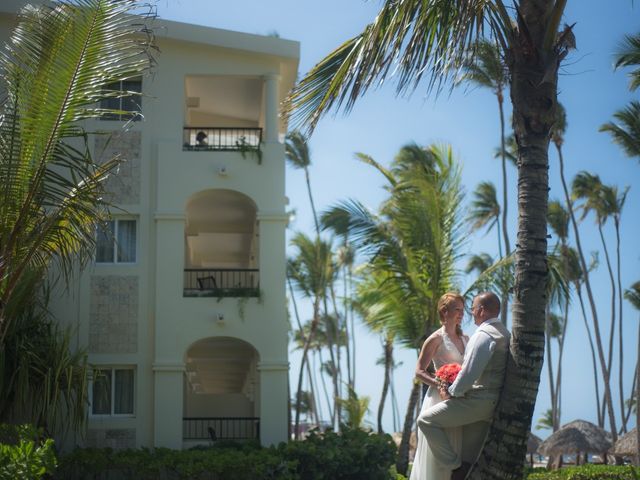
435;363;461;385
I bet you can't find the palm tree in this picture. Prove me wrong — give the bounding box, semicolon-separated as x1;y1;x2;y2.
552;104;615;435
284;3;574;475
598;184;629;432
459;40;512;323
600;102;640;161
468;182;503;258
572;172;620;434
600;32;640;161
624;281;640;462
288;233;336;437
323;143;463;473
286;131;321;234
0;0;154;428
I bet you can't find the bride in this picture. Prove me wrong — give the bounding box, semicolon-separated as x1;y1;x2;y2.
410;292;468;480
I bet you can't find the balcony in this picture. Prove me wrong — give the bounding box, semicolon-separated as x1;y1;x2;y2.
183;417;260;441
183;268;259;297
183;127;262;152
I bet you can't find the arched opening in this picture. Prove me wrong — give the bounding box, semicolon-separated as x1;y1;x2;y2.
183;189;259;297
183;337;260;444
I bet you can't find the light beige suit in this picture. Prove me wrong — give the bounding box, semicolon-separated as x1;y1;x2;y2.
417;318;510;471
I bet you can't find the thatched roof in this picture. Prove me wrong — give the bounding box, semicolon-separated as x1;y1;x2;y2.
528;432;542;454
610;428;638;456
538;420;612;455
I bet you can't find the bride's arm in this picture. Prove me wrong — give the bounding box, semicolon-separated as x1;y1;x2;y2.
414;333;442;388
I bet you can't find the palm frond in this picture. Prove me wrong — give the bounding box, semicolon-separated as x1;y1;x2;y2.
613;32;640;91
599;101;640;160
284;0;514;133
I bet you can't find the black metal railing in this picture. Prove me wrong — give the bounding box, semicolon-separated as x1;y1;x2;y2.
183;417;260;441
183;127;262;151
184;268;259;297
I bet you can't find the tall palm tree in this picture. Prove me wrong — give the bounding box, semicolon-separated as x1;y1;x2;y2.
459;40;512;323
572;172;620;433
0;0;154;428
468;182;503;258
552;104;615;434
288;233;336;438
600;102;640;161
598;184;629;431
624;281;640;462
323;143;463;473
284;2;574;475
285;131;321;234
600;32;640;161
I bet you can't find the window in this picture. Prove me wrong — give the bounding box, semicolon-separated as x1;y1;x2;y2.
91;368;134;416
96;219;137;264
100;78;142;121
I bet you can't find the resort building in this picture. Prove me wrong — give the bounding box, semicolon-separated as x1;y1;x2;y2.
0;2;300;449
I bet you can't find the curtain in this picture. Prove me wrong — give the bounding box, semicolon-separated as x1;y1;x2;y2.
114;369;134;415
96;221;115;263
117;220;136;263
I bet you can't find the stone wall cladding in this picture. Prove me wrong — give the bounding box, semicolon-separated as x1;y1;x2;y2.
94;130;141;204
89;276;138;353
86;428;136;449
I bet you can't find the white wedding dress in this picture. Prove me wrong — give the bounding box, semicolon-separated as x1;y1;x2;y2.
410;328;467;480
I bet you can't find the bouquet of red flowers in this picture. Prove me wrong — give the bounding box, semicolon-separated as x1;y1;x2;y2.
434;363;461;389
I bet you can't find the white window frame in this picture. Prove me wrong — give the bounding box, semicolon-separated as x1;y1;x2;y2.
95;218;138;265
90;367;136;417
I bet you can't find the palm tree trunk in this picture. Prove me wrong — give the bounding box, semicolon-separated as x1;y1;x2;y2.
321;295;341;428
553;296;569;430
498;92;511;326
341;264;353;388
576;284;604;426
377;336;393;433
636;320;640;464
545;306;558;430
597;223;617;391
469;12;559;476
396;381;421;476
615;221;626;433
294;300;320;439
557;144;618;440
304;166;321;235
317;349;334;423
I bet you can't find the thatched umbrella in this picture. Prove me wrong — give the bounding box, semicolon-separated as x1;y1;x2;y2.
527;432;542;467
538;420;612;467
610;428;637;457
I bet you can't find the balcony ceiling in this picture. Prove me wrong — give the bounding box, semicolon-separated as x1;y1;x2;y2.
186;337;258;395
185;76;262;123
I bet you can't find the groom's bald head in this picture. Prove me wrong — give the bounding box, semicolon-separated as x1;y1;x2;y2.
475;291;501;318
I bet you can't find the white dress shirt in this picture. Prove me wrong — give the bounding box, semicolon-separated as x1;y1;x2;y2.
448;317;501;397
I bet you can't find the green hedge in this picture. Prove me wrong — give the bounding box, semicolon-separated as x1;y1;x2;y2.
0;425;57;480
526;465;639;479
55;427;397;480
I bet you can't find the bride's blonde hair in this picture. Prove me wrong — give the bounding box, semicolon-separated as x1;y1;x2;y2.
437;292;464;338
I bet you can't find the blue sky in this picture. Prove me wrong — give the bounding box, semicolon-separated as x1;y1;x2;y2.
157;0;640;436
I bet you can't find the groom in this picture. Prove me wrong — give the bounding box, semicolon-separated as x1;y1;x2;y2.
417;291;510;480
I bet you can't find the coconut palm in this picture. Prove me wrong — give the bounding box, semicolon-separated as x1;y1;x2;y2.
465;253;495;277
459;40;512;322
552;104;616;435
0;0;154;429
599;184;629;431
285;131;321;234
284;3;575;474
573;172;622;434
600;102;640;161
288;233;337;438
468;182;503;257
323;143;463;472
624;281;640;461
600;32;640;161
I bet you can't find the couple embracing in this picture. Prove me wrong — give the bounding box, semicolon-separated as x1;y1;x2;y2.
410;292;510;480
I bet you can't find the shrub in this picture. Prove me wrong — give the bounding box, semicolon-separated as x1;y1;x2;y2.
525;464;639;480
0;424;57;480
55;427;397;479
